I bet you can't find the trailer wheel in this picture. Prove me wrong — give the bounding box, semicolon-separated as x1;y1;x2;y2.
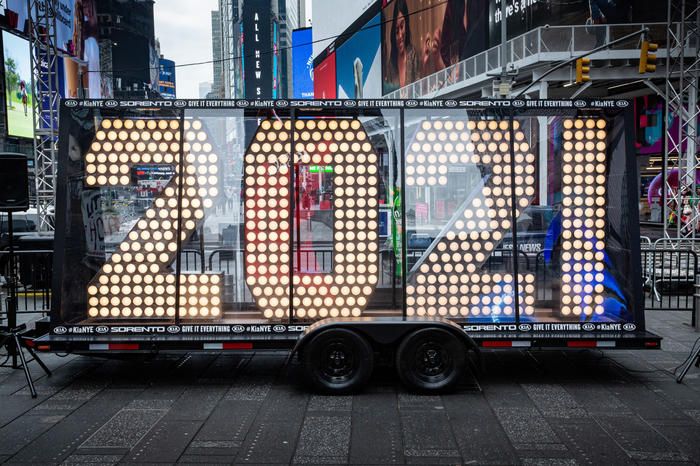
396;328;465;393
302;328;374;394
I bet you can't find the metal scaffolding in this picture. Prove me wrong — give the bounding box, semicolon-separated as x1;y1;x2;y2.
28;0;60;231
664;0;700;239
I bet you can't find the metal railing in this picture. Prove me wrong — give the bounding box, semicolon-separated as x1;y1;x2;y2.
385;22;672;99
0;249;53;322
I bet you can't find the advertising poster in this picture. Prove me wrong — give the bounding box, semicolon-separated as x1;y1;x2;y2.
242;0;272;98
158;58;176;99
633;95;687;156
81;0;102;98
3;30;34;138
62;56;88;98
487;0;668;48
381;0;488;95
292;28;314;98
312;0;375;59
313;51;336;99
336;14;381;99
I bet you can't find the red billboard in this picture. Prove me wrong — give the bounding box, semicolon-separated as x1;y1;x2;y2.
313;51;336;99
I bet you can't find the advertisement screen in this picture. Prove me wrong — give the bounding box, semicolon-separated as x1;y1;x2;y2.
313;51;336;99
62;56;88;99
292;28;314;98
312;0;375;59
242;0;272;98
159;58;176;99
336;14;381;99
487;0;668;47
382;0;488;95
3;31;34;138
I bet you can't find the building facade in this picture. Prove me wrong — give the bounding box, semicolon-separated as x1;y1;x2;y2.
97;0;158;99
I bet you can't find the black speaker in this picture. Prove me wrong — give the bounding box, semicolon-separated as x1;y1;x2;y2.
0;154;30;212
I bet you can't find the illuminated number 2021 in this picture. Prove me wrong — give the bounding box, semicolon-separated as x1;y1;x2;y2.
84;118;222;319
83;116;608;322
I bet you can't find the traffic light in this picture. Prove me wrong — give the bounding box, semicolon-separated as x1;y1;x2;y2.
575;58;591;84
639;40;658;74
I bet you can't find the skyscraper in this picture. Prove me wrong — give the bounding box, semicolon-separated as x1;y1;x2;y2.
211;10;224;98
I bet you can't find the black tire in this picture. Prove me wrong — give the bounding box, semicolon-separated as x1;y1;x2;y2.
302;328;374;394
396;327;465;393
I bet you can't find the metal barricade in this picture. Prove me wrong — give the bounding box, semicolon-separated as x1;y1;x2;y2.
0;249;53;323
643;248;698;323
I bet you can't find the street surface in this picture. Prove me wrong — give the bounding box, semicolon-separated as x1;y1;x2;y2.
0;310;699;465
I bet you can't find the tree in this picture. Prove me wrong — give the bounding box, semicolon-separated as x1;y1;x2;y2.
4;57;19;109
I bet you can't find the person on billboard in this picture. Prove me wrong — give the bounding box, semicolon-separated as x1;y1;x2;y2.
19;80;28;117
588;0;632;45
385;0;420;93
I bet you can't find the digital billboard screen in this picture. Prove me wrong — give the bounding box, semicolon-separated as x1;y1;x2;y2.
242;0;272;98
336;14;381;99
487;0;668;47
382;0;488;95
313;51;336;99
3;30;34;138
159;58;176;99
292;28;314;98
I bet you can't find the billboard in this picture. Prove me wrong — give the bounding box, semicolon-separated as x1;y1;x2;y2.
292;28;314;98
62;56;88;98
242;0;273;98
487;0;668;47
158;58;176;99
381;0;488;95
312;0;375;59
336;14;381;99
3;30;34;138
313;51;336;99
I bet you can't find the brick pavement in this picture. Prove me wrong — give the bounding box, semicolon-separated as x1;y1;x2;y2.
0;310;698;465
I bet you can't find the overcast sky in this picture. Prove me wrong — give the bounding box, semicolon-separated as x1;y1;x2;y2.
154;0;218;98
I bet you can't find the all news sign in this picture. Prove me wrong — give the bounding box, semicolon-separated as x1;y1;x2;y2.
242;0;272;99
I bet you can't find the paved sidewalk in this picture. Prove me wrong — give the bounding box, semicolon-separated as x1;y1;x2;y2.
0;310;698;465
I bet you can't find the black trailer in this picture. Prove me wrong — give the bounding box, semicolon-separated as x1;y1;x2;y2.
33;98;660;393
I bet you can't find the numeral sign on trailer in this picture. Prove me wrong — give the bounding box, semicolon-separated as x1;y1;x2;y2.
243;118;380;319
84;118;223;319
404;119;537;318
560;118;608;317
83;116;610;322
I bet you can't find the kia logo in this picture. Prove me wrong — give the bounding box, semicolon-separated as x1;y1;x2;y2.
406;100;418;107
273;325;286;333
173;100;187;108
582;322;595;331
64;100;78;107
167;325;180;333
105;100;118;108
237;100;250;107
53;326;68;334
445;99;457;107
344;100;357;107
616;100;630;108
95;325;109;334
275;100;289;107
574;99;587;108
623;323;636;331
513;100;526;107
518;323;532;331
232;325;245;333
